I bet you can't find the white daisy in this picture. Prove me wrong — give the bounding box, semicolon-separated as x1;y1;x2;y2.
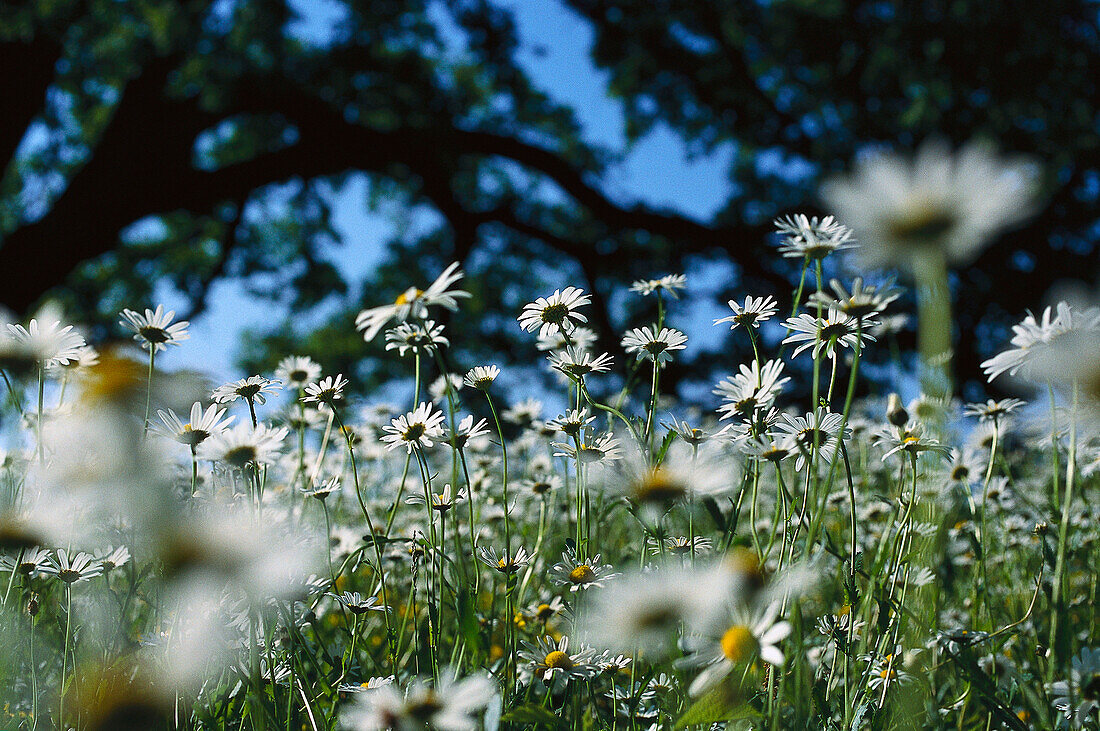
772;408;850;471
1050;647;1100;728
151;402;235;447
782;309;876;359
445;415;490;449
476;546;532;575
517;636;598;691
548;349;614;378
683;600;792;697
518;287;592;339
551;547;620;592
211;375;282;406
713;359;790;421
274;355;322;387
339;671;497;731
621;326;688;364
384;320;449;357
198;423;288;468
355;261;470;342
380;402;446;453
714;295;779;330
119;305;190;352
774;214;857;261
808;277;902;320
629;274;687;299
7;305;87;368
41;549;103;584
302;374;349;406
552;432;622;464
463;365;499;390
537;325;598;352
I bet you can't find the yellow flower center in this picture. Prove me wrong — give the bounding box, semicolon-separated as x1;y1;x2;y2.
720;625;758;663
568;565;596;584
81;351;145;404
394;288;424;306
536;603;555;621
633;468;687;504
544;650;574;669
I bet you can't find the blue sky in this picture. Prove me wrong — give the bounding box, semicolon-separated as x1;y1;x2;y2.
156;0;736;382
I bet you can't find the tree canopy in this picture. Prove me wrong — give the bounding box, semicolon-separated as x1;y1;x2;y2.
2;0;1098;399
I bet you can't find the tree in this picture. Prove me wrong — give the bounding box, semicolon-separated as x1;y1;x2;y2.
2;0;1098;399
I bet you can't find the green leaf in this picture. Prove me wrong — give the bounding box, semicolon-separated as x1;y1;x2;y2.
673;681;754;729
500;704;564;728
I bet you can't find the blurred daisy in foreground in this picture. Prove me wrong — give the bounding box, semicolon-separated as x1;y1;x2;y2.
821;139;1039;270
1049;647;1100;728
339;671;497;731
681;600;791;697
356;262;470;342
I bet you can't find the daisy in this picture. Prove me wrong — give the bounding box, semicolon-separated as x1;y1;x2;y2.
518;287;592;339
821;138;1039;269
682;600;792;697
151;402;235;447
608;441;735;515
331;591;387;615
527;595;567;624
548;349;613;379
622;326;687;364
98;545;131;572
0;546;53;577
274;355;322;387
1049;647;1100;728
118;305;190;352
877;422;952;462
42;549;103;584
302;475;341;501
962;398;1025;423
517;636;598;691
662;418;719;446
355;261;470;342
774;214;857;261
537;325;597;352
198;423;288;468
551;548;620;592
980;303;1090;382
463;365;500;390
657;535;714;556
339;671;497;731
772;408;850;471
629;274;687;299
864;652;916;700
7;306;87;368
501;398;542;425
303;374;349;406
713;359;790;421
476;546;532;575
552;432;623;464
384;320;449;357
338;676;396;694
808;277;902;320
782;309;875;359
380;403;446;453
406;483;466;513
445;415;490;449
547;409;595;437
714;295;779;330
522;473;562;497
212;375;282;406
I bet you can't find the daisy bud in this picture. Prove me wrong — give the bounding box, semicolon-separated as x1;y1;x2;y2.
886;393;908;427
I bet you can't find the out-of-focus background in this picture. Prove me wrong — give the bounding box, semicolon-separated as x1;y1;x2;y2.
1;0;1097;402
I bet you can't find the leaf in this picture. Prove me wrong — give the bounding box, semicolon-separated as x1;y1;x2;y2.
456;589;480;649
500;704;563;728
701;496;727;532
673;681;754;729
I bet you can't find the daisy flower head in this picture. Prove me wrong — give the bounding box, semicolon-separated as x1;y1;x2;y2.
501;397;543;426
630;274;687;299
821;138;1040;270
355;261;470;342
0;546;53;577
622;326;687;364
406;483;466;513
962;398;1026;424
339;671;497;731
547;408;595;438
198;423;288;468
303;374;349;406
303;475;341;501
518;287;591;339
380;402;446;453
808;277;903;321
553;431;622;464
662;417;719;446
7;304;87;369
714;295;779;331
98;545;131;572
119;305;190;353
445;415;490;449
774;214;857;261
384;320;449;357
476;546;532;575
211;375;282;406
682;599;792;697
331;591;387;615
551;547;620;592
151;402;235;447
537;325;597;352
274;355;322;388
713;359;790;422
548;349;613;379
609;440;736;519
772;408;850;471
463;365;500;391
517;636;598;691
782;309;875;360
42;549;103;584
876;422;952;463
1049;647;1100;728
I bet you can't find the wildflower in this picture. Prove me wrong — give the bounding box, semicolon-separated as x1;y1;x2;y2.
463;365;500;390
0;546;53;577
406;483;466;513
609;441;734;515
380;403;446;453
339;671;497;731
384;320;449;357
713;359;790;421
99;546;131;572
772;408;850;471
877;422;952;462
774;214;857;261
303;374;349;406
1049;647;1100;728
682;600;792;697
477;546;532;575
151;402;235;447
714;295;779;330
356;261;470;342
622;326;687;364
547;409;595;437
548;349;613;378
42;549;103;584
962;398;1025;423
274;355;322;387
537;325;597;352
7;305;87;368
517;636;598;690
657;535;714;556
119;305;190;352
502;398;543;425
630;274;687;298
822;139;1039;269
865;653;916;698
782;309;875;359
331;591;387;615
303;475;341;501
522;473;562;496
662;418;719;446
338;676;396;694
518;287;592;339
553;432;623;464
198;423;288;468
445;415;490;449
551;548;620;592
528;596;566;624
808;277;902;320
212;375;282;406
